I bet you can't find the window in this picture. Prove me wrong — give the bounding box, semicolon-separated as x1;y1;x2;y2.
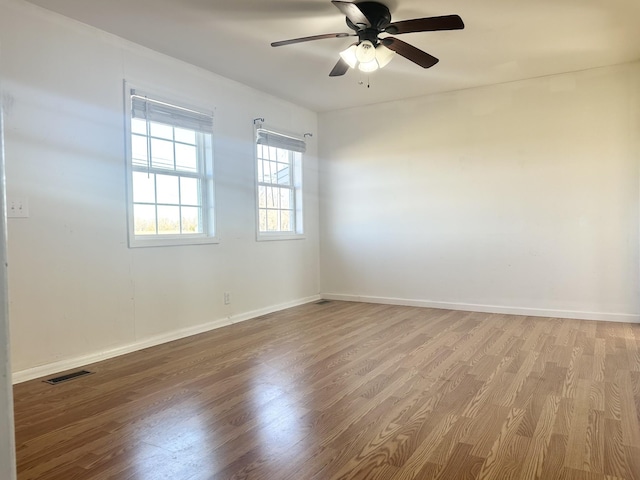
255;128;305;239
125;86;216;247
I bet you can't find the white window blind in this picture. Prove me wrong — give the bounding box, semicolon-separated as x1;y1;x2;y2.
256;128;306;153
131;91;213;133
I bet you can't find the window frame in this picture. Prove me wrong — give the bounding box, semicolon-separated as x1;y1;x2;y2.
254;128;305;241
124;82;217;248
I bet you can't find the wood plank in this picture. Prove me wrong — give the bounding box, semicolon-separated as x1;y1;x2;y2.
519;394;561;479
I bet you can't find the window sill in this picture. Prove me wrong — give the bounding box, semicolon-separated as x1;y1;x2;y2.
129;235;219;248
256;233;306;242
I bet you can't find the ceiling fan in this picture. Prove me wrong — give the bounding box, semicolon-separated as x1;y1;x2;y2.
271;1;464;76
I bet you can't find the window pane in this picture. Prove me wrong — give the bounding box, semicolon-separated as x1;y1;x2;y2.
272;161;282;183
276;163;290;185
266;187;278;208
156;174;180;204
131;118;147;135
180;177;200;206
257;144;265;159
267;210;278;231
150;122;173;140
280;188;291;209
175;128;196;145
181;207;202;234
259;209;267;232
151;138;175;170
132;172;155;203
134;204;156;235
261;161;271;183
276;148;290;164
280;210;292;232
157;206;180;234
258;186;266;208
132;135;148;166
259;161;267;183
175;143;197;173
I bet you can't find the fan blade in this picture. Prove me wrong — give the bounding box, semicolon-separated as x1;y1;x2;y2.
381;38;439;68
271;32;352;47
331;1;371;28
386;15;464;35
329;58;350;77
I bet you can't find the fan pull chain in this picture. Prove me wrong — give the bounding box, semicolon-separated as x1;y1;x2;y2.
358;76;371;89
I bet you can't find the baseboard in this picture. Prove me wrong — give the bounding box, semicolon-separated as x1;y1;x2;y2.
321;293;640;324
12;294;321;384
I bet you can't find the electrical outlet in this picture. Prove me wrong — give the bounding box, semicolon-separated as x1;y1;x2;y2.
8;197;29;218
224;292;231;305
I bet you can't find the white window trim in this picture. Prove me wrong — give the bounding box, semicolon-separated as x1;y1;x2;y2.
123;81;218;248
254;126;306;242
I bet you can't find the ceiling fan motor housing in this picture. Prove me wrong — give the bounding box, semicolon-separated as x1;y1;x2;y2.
346;1;392;44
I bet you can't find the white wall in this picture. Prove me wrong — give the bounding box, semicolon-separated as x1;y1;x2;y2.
0;0;320;380
319;63;640;322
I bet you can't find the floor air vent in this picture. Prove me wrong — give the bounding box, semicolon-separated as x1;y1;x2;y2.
315;300;331;305
44;370;94;385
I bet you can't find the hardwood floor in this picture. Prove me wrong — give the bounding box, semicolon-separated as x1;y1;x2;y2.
12;301;640;480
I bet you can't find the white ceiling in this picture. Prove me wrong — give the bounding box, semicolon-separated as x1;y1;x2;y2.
23;0;640;112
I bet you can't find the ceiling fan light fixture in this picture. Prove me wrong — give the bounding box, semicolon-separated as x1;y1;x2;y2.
358;59;379;73
339;44;358;69
344;40;391;73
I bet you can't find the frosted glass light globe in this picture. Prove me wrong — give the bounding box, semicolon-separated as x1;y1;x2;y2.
355;41;376;63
